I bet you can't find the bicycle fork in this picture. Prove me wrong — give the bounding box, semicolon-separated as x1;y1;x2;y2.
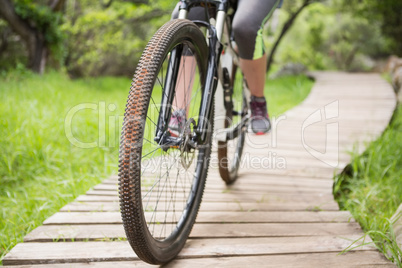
156;1;249;150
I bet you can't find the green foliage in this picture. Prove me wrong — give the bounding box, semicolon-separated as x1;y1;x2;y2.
62;2;172;77
377;1;402;56
268;3;335;70
2;0;401;74
334;104;402;264
326;14;386;71
0;0;176;75
14;0;66;63
268;1;394;71
62;3;156;76
333;0;402;56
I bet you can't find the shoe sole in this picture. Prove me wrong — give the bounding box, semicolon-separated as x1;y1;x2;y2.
247;125;271;135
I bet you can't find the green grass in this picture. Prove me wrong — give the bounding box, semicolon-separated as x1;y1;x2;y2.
0;70;129;264
334;104;402;266
265;75;313;116
0;70;312;265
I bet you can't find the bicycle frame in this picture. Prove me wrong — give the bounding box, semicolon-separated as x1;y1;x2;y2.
156;0;250;149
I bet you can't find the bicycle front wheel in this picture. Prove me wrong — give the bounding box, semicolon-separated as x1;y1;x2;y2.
118;19;211;264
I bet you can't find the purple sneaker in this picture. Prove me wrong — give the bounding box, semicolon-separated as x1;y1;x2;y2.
168;109;186;137
250;96;271;135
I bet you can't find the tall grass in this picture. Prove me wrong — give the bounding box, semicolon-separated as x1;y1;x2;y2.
0;70;129;264
334;104;402;266
0;70;312;264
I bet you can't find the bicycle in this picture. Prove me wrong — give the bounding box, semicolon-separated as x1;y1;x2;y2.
118;0;249;264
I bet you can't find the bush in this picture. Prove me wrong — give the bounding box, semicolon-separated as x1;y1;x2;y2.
265;1;393;72
326;14;387;71
62;2;173;77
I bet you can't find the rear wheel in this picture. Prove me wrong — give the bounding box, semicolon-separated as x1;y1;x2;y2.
118;19;212;264
218;64;248;184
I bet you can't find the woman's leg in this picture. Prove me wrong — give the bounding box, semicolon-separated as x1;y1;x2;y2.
170;5;206;112
233;0;281;94
232;0;282;133
173;55;197;113
239;54;267;98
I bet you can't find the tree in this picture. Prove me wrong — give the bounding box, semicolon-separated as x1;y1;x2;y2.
266;0;322;72
0;0;65;74
334;0;402;56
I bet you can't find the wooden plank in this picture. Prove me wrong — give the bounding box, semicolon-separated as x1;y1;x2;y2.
3;236;374;265
24;222;363;242
108;172;333;188
247;131;375;143
2;261;149;268
283;112;393;121
253;133;379;146
240;133;352;148
5;251;393;267
234;167;336;178
3;251;393;267
287;101;395;111
254;126;388;141
43;211;354;225
224;149;351;162
96;179;334;191
270;125;389;137
138;161;339;176
251;117;390;129
75;192;336;203
309;90;395;98
107;159;337;179
89;184;333;195
158;251;393;268
61;200;339;212
87;187;334;198
144;170;337;180
210;175;335;187
213;142;341;155
104;173;336;186
229;167;336;178
302;99;394;107
95;181;333;193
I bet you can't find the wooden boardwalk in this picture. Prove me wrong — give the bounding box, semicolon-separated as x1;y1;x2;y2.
3;72;397;267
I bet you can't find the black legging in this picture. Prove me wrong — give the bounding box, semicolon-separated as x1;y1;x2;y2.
172;0;282;60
